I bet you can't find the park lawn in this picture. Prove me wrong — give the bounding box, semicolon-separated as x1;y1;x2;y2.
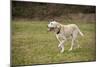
12;20;96;65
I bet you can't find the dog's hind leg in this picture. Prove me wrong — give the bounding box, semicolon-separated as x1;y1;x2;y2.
75;40;80;48
69;30;78;51
69;38;74;51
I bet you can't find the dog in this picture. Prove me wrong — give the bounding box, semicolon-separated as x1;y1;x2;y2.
48;21;84;53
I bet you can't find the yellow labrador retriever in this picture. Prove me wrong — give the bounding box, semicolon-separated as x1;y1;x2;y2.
48;21;84;53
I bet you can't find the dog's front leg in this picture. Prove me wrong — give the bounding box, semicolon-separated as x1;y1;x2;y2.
56;34;66;53
56;34;61;43
59;39;66;53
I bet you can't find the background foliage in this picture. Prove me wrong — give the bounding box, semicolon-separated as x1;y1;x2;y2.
12;1;96;22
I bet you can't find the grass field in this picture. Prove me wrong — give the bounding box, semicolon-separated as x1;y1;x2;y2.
12;20;96;66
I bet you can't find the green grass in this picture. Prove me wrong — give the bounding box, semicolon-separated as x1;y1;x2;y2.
12;20;96;65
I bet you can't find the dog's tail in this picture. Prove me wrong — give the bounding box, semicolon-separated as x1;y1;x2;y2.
77;27;84;36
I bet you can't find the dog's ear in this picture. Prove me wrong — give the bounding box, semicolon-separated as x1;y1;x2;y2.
49;19;55;22
56;23;61;29
55;23;61;33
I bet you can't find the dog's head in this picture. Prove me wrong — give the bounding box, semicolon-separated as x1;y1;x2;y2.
48;21;61;32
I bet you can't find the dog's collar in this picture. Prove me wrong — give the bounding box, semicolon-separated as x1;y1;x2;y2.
56;27;61;34
56;24;62;34
56;25;64;34
56;29;60;34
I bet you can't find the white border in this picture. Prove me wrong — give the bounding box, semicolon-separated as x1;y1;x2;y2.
0;0;10;67
15;0;96;6
22;62;96;67
0;0;97;67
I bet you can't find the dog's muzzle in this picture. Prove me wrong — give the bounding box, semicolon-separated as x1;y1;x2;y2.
48;27;54;31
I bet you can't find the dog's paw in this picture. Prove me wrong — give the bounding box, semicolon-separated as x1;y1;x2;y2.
60;49;64;53
68;48;72;51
